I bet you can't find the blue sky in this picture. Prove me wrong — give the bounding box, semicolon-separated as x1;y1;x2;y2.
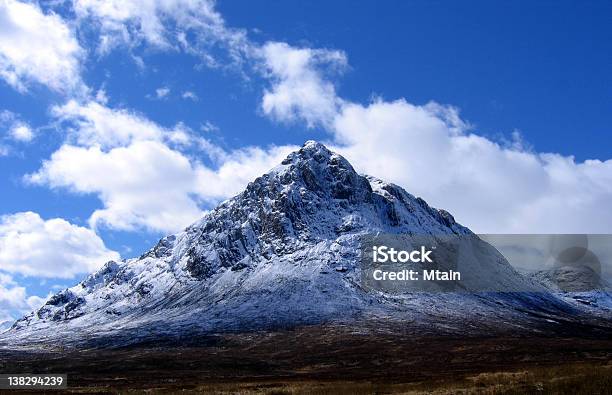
0;0;611;327
220;0;612;160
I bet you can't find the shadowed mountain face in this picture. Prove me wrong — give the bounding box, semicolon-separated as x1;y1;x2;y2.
3;141;611;348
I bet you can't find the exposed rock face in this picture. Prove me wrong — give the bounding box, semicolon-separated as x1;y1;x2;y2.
2;141;610;347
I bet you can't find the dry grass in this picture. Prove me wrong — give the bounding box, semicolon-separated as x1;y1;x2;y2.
145;362;612;395
5;330;611;394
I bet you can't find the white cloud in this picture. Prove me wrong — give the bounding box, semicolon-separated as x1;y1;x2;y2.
182;90;198;101
30;101;296;233
74;0;174;51
193;144;296;200
28;140;295;233
0;0;85;94
68;0;346;124
155;87;170;99
1;110;34;144
38;94;612;235
95;88;109;104
9;122;33;142
0;273;45;311
0;272;48;331
260;42;347;128
0;273;27;309
330;99;612;233
7;0;610;237
74;0;201;49
52;100;174;148
200;120;218;132
0;109;14;122
73;0;250;68
0;211;120;278
29;141;207;232
225;25;612;235
168;20;607;235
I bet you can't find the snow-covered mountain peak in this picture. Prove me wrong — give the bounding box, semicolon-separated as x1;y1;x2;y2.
247;139;372;205
6;141;595;345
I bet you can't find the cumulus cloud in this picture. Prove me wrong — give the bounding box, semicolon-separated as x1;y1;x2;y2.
0;273;48;330
0;273;45;311
9;0;611;237
259;42;347;128
329;99;612;233
0;211;120;278
73;0;250;68
1;110;34;143
68;0;348;123
94;88;109;104
193;144;297;200
157;87;170;98
262;44;612;234
51;100;182;148
38;97;612;235
30;99;209;232
154;87;170;99
200;120;218;132
30;100;296;233
29;141;207;232
182;91;198;101
28;140;295;233
0;0;85;94
9;122;33;142
225;26;612;234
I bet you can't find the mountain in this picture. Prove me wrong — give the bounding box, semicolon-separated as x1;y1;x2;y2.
529;266;611;293
2;141;611;347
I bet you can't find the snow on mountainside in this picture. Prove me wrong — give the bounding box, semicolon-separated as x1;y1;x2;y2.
2;141;610;347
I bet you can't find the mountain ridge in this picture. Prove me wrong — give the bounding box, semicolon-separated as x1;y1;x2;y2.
2;141;611;348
